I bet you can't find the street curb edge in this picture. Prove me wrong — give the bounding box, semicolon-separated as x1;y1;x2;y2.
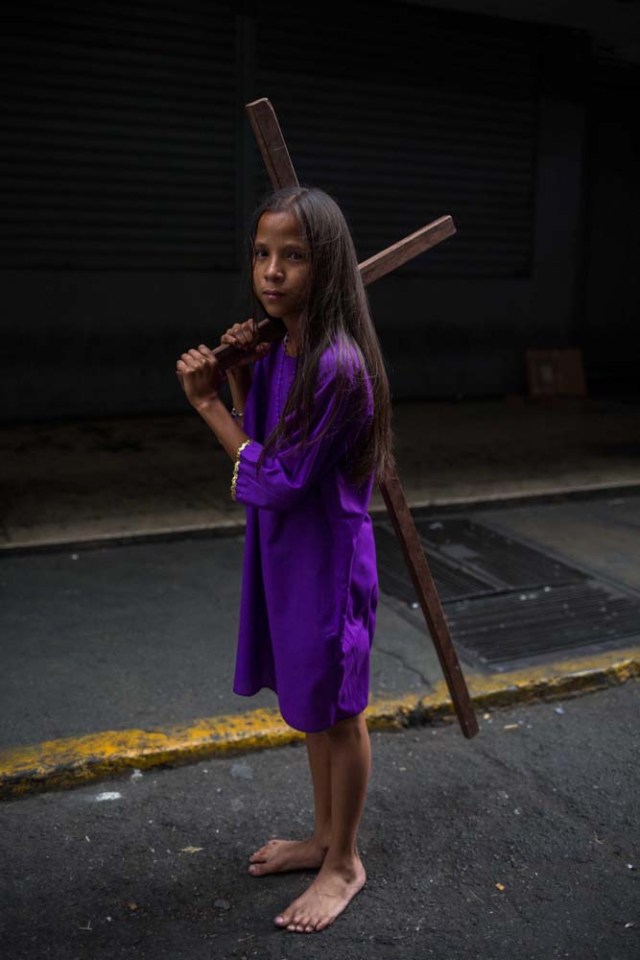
1;647;638;800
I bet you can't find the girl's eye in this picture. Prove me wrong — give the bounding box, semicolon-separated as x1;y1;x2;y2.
254;249;267;258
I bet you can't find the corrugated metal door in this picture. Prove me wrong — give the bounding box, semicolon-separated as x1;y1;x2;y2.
252;5;540;277
2;1;541;277
1;0;237;270
583;59;640;393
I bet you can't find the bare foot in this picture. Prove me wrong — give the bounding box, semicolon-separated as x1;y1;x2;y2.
273;854;366;932
248;837;328;877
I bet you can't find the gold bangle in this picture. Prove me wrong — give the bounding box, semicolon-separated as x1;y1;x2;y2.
230;439;252;501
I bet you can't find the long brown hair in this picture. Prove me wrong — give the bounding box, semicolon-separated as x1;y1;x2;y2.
249;186;396;487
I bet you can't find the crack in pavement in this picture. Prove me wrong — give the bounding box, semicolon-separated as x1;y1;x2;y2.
375;643;433;690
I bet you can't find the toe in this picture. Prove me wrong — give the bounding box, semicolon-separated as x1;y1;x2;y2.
249;847;267;860
276;908;297;927
254;840;274;854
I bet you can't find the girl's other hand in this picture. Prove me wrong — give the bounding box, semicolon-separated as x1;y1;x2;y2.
220;319;272;370
176;344;225;411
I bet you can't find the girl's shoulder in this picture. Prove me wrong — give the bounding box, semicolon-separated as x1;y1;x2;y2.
318;337;373;419
318;336;365;387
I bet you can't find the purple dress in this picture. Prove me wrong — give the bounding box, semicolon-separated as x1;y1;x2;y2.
231;337;379;733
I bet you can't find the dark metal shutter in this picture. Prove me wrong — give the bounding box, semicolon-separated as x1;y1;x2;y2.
1;0;236;269
252;4;539;277
582;57;640;392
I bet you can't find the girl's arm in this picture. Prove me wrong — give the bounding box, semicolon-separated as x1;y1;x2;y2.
176;344;251;462
226;365;251;424
220;320;270;425
196;396;251;462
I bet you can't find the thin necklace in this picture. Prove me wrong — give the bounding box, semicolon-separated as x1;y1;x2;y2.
277;333;296;421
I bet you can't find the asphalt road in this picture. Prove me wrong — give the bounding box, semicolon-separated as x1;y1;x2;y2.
4;490;640;751
1;681;638;960
0;532;465;750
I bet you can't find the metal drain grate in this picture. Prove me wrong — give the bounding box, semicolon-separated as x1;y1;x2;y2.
434;581;640;666
414;517;585;590
375;512;639;669
374;524;491;603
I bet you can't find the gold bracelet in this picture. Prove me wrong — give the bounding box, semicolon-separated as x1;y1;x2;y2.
230;439;252;501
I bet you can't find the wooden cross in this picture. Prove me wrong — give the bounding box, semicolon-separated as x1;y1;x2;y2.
215;98;479;739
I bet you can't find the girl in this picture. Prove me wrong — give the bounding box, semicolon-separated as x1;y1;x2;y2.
176;186;395;934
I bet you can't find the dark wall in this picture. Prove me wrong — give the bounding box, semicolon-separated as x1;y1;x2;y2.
583;62;640;394
1;1;634;422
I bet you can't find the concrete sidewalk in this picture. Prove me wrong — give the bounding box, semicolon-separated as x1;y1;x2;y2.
1;396;640;799
2;396;640;550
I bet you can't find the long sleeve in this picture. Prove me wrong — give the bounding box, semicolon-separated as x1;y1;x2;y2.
233;352;367;512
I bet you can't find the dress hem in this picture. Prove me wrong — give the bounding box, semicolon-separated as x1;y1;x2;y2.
232;683;368;734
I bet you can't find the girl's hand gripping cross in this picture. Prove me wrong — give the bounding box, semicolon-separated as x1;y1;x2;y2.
220;319;273;373
176;344;226;412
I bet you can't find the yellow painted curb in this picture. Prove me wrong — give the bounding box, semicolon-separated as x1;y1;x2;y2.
1;646;638;800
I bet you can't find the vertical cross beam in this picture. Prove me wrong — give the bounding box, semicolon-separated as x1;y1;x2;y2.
242;98;479;739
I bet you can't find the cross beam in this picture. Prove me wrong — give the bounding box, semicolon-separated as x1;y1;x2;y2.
216;98;478;739
214;211;455;369
215;100;456;369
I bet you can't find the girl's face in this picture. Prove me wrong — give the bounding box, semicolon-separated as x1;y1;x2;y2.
252;212;310;325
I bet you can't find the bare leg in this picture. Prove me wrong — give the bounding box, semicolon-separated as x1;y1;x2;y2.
248;730;332;876
274;712;371;932
306;729;333;845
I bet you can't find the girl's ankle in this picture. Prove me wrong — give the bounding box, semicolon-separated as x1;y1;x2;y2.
322;849;362;876
312;830;332;850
